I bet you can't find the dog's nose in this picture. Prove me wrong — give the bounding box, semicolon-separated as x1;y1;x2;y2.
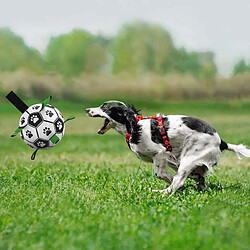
85;108;90;113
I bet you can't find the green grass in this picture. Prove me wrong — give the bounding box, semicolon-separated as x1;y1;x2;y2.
0;100;249;249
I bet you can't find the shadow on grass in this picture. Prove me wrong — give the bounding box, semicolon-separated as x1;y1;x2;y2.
172;180;245;196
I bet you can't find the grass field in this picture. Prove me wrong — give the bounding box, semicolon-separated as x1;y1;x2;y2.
0;99;249;249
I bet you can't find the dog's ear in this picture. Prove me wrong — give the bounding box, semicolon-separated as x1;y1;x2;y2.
123;108;137;134
127;104;141;115
124;106;142;143
108;106;128;124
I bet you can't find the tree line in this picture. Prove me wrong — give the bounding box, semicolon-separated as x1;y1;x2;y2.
0;21;247;78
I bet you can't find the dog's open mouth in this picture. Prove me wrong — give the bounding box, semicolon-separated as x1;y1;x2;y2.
98;118;110;134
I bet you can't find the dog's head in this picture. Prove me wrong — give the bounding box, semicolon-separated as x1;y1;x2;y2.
85;100;139;135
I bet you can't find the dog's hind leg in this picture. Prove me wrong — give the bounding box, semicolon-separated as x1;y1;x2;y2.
165;156;202;193
189;165;208;191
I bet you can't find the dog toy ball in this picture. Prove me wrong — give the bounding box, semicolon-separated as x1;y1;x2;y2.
6;91;75;160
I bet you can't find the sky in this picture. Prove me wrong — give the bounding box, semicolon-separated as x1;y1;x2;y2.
1;0;250;77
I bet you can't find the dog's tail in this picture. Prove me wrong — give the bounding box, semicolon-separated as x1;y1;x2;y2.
220;140;250;159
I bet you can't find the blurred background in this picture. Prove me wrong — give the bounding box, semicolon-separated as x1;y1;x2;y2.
0;0;250;102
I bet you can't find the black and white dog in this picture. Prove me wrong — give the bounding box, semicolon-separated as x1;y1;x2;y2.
86;101;250;193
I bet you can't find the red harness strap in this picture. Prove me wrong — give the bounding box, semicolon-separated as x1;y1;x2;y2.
126;115;172;152
125;133;131;150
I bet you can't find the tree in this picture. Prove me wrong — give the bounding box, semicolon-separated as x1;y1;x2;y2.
45;29;108;76
174;48;201;76
233;59;250;75
197;52;217;79
0;28;43;72
111;21;176;74
174;49;217;79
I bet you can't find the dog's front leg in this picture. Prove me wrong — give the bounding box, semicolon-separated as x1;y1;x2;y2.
153;152;173;185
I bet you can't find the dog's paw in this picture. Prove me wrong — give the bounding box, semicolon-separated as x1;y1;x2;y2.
152;189;164;193
152;188;171;194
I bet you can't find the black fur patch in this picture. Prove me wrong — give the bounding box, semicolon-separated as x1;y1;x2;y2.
102;102;140;125
182;116;216;135
127;104;141;115
151;117;170;146
220;140;228;151
124;108;141;144
106;106;128;124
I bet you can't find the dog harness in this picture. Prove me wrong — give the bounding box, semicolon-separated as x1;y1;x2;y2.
126;115;172;152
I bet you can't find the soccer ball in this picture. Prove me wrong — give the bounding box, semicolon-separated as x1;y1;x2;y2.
19;103;65;150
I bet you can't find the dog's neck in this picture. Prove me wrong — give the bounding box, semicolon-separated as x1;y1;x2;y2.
114;123;127;137
124;111;142;144
113;106;141;140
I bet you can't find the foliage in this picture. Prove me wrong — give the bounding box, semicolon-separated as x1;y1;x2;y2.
111;22;176;75
174;48;201;76
45;29;108;76
0;100;249;249
0;23;218;78
175;49;217;79
0;28;43;72
233;59;250;75
111;22;217;78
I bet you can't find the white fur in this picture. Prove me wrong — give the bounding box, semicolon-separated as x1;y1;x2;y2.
227;144;250;159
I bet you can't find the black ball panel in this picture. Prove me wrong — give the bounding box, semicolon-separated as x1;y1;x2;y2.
28;112;43;127
34;139;49;149
55;118;64;133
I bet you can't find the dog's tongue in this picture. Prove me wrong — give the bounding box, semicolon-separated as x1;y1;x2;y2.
98;119;109;134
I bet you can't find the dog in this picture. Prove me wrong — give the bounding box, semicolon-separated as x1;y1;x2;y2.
85;100;250;193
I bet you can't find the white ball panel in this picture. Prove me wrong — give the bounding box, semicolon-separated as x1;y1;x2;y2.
54;107;64;121
26;104;43;114
19;111;29;128
56;132;63;140
37;121;56;140
40;105;58;122
22;125;38;143
23;139;38;149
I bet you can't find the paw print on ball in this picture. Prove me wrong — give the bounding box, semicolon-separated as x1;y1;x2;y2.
46;110;54;117
31;115;39;123
32;105;40;110
28;113;42;127
55;118;64;133
34;139;49;149
21;117;25;125
43;127;52;136
26;130;33;138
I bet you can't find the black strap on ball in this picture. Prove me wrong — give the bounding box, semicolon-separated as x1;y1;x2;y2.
6;91;28;113
31;149;39;160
